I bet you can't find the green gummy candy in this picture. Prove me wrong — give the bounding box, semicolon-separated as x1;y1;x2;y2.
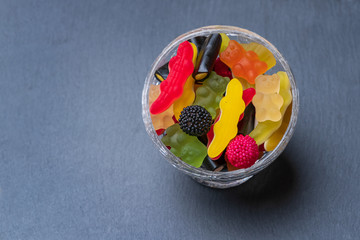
193;71;230;119
161;124;207;168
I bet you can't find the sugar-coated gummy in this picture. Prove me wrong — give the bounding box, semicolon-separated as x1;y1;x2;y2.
179;105;212;137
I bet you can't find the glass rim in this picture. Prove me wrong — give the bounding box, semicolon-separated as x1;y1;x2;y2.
142;25;299;181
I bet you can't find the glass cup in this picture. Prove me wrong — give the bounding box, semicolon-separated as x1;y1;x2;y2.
142;25;299;189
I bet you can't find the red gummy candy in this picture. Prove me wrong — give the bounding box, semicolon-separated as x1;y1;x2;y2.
213;58;232;79
156;129;165;136
150;41;195;115
225;135;259;169
239;88;256;121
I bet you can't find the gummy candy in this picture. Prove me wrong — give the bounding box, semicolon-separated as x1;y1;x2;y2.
207;87;255;160
193;71;230;119
173;43;198;120
179;105;212;136
150;41;195;115
220;40;267;84
225;134;259;169
219;33;230;53
264;103;292;151
241;42;276;70
249;71;292;145
213;58;232;79
208;79;245;159
193;34;222;81
161;124;207;168
237;77;254;90
154;62;169;82
154;37;205;82
149;85;175;131
238;87;256;122
252;74;284;122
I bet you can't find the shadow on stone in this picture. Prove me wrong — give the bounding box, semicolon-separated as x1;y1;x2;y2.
221;153;296;205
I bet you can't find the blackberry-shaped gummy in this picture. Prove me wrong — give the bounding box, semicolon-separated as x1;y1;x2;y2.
179;105;212;136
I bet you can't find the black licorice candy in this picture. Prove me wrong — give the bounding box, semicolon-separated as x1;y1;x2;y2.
154;62;169;82
188;36;206;53
193;34;222;82
202;155;226;172
238;103;255;136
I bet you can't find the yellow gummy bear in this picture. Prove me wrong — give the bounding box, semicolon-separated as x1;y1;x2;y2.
208;78;245;158
241;42;276;70
173;43;198;120
252;74;284;122
149;84;174;130
249;71;292;145
264;103;292;151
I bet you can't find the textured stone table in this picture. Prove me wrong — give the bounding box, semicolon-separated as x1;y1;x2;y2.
0;0;359;239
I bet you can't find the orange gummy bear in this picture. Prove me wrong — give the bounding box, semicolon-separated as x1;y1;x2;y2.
220;40;267;84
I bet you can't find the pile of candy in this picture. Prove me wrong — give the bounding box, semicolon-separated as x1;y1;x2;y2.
149;33;292;171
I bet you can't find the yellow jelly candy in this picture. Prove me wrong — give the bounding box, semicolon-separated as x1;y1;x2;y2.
241;42;276;70
264;104;292;151
249;71;292;145
252;74;284;122
219;33;230;54
173;43;198;120
208;78;245;158
238;77;254;90
149;84;174;130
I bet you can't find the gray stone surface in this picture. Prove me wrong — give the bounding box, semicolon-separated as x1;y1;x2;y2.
0;0;359;239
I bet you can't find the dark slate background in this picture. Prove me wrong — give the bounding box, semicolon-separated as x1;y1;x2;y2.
0;0;359;239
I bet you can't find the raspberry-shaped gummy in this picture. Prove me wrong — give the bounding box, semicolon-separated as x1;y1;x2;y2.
225;135;259;169
179;105;212;136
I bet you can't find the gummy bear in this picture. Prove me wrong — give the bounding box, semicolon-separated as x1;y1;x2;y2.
149;85;175;131
264;103;292;151
173;43;198;120
252;74;284;122
208;79;245;159
240;42;276;70
150;41;195;115
193;71;230;119
161;124;207;168
249;71;292;145
220;40;267;84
